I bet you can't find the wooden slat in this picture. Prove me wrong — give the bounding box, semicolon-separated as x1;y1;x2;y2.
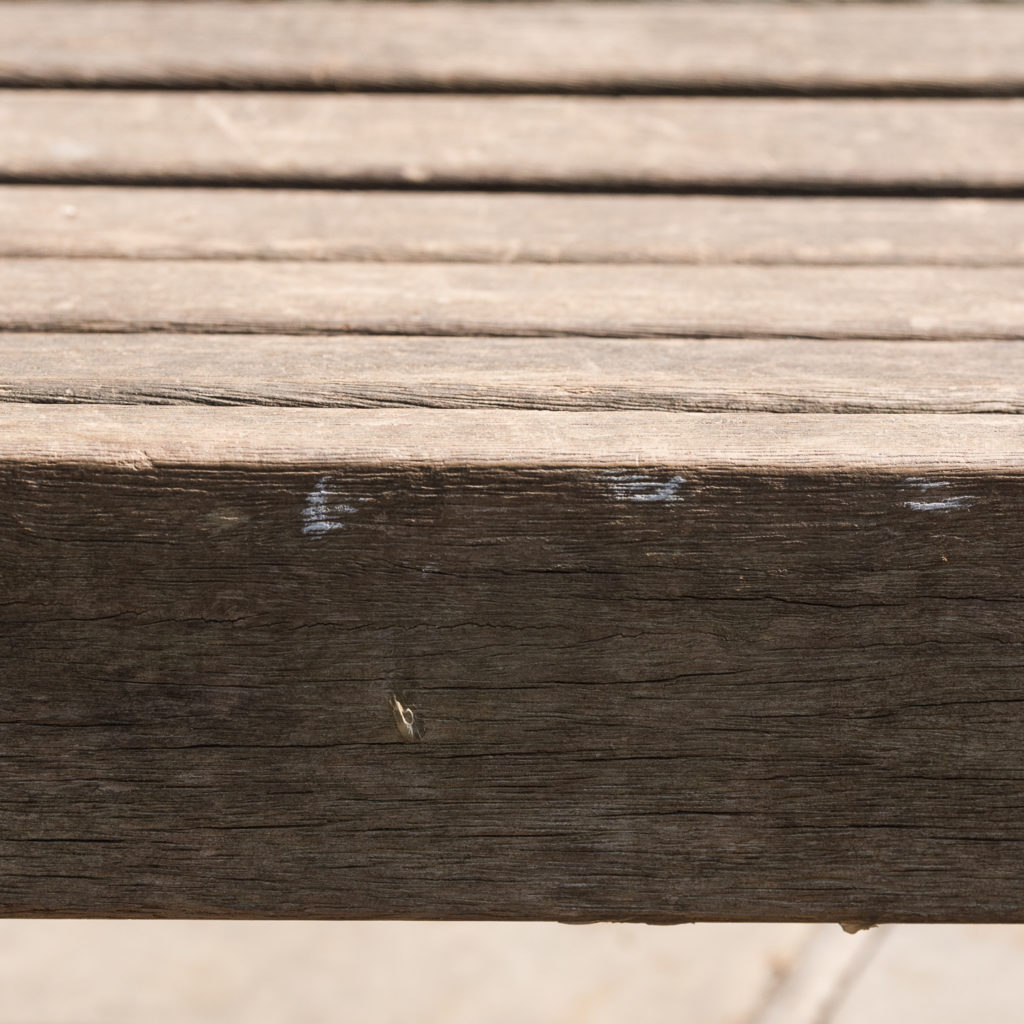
4;406;1024;921
2;259;1023;339
2;2;1024;93
4;93;1024;189
5;188;1024;264
5;334;1024;412
4;406;1024;469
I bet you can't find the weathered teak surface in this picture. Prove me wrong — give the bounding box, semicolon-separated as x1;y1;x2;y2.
3;0;1024;923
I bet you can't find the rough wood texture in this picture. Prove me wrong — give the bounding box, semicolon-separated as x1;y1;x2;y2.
2;259;1023;339
5;0;1024;927
5;188;1024;264
5;334;1024;412
4;407;1024;921
3;2;1024;93
5;93;1024;190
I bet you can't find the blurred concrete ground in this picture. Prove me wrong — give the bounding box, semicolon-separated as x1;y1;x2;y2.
0;921;1019;1023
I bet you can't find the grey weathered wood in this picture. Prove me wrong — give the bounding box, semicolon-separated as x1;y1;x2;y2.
2;259;1024;339
3;2;1024;93
4;93;1024;189
3;406;1024;921
6;188;1024;264
6;334;1024;412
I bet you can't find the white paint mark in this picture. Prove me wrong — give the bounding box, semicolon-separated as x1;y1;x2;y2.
904;496;975;512
901;478;974;512
302;476;364;536
602;471;686;503
903;478;951;490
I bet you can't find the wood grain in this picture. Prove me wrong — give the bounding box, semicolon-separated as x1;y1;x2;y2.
4;0;1024;927
4;406;1024;921
7;406;1024;469
2;259;1024;339
6;334;1024;412
6;188;1024;264
4;93;1024;190
3;2;1024;93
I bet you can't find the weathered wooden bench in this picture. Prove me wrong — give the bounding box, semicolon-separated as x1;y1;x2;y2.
3;0;1024;925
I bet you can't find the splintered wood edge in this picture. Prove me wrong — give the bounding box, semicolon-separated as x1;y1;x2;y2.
5;188;1024;265
2;1;1024;91
3;406;1024;473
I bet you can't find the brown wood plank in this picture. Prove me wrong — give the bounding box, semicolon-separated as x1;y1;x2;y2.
3;406;1024;921
6;188;1024;264
4;93;1024;189
1;259;1023;339
3;2;1024;93
5;334;1024;412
